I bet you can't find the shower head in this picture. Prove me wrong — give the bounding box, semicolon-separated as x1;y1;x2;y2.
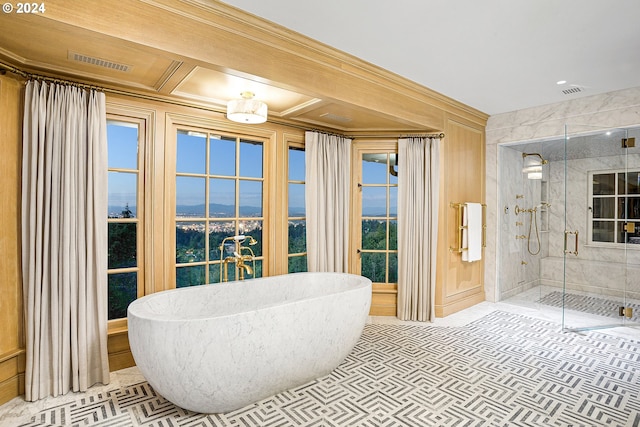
522;152;548;164
522;152;547;179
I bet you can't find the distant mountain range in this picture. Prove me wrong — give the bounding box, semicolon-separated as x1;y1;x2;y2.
177;203;261;217
109;203;389;218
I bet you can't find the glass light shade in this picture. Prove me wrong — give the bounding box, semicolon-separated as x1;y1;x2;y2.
527;172;543;180
226;98;268;124
522;165;542;173
522;155;544;175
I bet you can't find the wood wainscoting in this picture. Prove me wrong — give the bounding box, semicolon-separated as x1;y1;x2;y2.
108;329;136;372
435;115;486;317
0;351;25;406
0;74;26;405
370;283;398;316
0;2;488;404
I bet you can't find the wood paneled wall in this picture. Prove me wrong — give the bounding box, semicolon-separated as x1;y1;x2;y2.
0;3;488;404
0;74;25;405
435;115;486;317
0;80;487;406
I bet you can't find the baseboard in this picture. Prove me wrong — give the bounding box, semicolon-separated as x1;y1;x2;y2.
370;288;397;316
108;328;136;372
0;374;24;406
435;292;485;318
108;350;136;372
0;350;25;405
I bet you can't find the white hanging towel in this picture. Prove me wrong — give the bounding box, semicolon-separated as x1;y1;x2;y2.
462;202;483;262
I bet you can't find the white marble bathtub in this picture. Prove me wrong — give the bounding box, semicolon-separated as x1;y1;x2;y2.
127;272;372;413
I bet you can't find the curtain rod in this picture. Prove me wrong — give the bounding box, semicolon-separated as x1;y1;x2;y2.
308;129;348;139
403;133;445;139
0;61;226;113
1;62;445;139
343;132;445;139
273;124;445;140
1;62;104;91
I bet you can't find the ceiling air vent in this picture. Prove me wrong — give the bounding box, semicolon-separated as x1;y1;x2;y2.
68;51;132;72
320;112;352;123
561;86;585;95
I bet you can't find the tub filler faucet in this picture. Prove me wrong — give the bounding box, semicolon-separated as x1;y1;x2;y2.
220;235;257;282
235;252;254;278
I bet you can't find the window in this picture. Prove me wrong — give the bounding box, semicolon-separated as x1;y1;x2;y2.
175;129;265;286
107;118;144;320
590;170;640;245
287;144;307;272
358;150;398;283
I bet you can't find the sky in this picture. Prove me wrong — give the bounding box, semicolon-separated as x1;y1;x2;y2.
108;121;395;217
107;122;305;216
107;121;139;215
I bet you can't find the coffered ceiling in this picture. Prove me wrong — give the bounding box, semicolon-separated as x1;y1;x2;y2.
4;1;639;130
0;2;446;132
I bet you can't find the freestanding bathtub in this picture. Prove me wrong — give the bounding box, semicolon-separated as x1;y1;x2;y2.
127;272;371;413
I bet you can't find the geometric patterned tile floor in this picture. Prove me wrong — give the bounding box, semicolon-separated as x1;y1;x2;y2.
3;311;640;427
539;291;640;323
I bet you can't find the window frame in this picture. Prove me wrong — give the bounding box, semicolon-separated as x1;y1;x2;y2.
350;140;399;289
174;128;268;286
286;141;307;273
588;168;640;247
166;114;277;288
106;112;147;330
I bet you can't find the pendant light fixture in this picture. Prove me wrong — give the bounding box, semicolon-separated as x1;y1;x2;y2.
226;91;268;124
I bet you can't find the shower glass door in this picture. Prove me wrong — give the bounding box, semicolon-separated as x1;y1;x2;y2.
562;125;640;331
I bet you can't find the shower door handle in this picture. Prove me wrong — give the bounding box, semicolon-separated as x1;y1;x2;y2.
564;230;579;256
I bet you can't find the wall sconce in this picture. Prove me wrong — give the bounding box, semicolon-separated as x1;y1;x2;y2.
226;91;268;124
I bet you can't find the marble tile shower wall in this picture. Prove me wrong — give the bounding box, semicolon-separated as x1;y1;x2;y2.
499;147;534;299
540;153;640;300
498;146;550;300
497;148;640;302
486;86;640;302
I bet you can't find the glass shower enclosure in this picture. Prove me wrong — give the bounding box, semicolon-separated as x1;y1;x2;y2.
561;125;640;330
498;125;640;331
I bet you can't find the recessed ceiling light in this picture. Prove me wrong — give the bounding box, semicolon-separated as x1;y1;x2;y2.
556;80;567;85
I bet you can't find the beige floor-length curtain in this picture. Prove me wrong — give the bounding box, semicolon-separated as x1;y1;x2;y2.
21;80;110;401
397;137;440;321
305;131;352;272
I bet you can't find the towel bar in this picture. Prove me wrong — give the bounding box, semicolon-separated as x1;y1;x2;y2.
449;202;486;253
